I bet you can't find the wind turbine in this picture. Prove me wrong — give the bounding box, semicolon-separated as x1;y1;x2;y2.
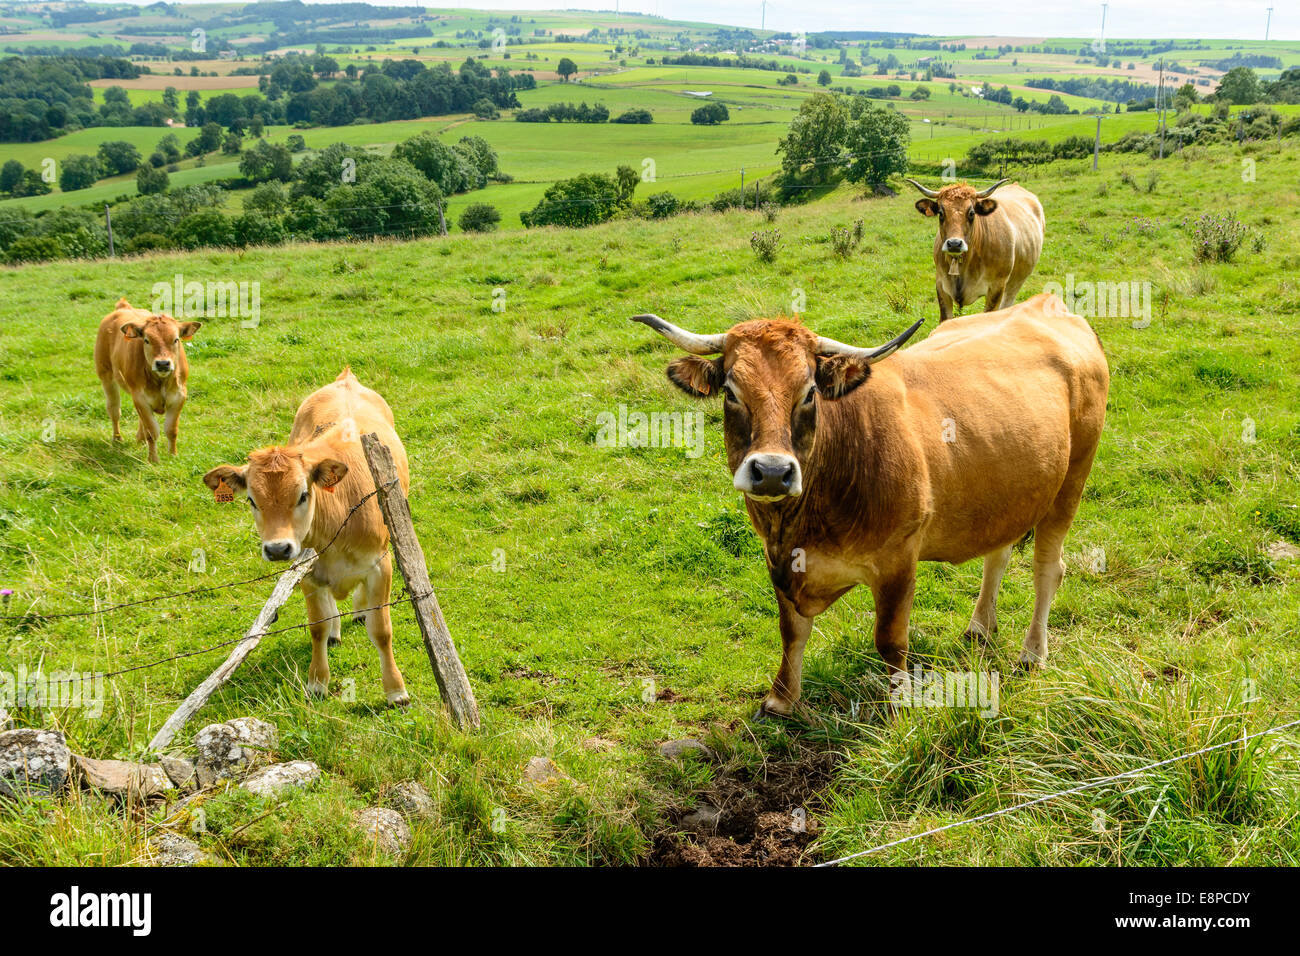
1266;6;1273;41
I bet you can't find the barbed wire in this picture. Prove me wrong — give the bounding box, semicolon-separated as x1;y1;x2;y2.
0;479;396;622
815;715;1300;867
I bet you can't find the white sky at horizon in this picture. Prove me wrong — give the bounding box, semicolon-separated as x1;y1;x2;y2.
105;2;1294;42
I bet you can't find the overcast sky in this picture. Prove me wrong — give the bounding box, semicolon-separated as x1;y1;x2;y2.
139;1;1288;40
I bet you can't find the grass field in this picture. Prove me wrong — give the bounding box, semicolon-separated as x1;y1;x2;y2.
1;140;1298;866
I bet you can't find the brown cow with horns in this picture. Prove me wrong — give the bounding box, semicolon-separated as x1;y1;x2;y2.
907;178;1045;322
633;294;1108;717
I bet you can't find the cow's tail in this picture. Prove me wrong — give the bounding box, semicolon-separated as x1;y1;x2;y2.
1014;527;1035;553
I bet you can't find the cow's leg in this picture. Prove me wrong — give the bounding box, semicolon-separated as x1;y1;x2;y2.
322;590;342;647
966;544;1013;641
936;283;954;322
350;582;367;625
102;377;122;442
162;395;184;457
760;590;813;718
985;286;1005;311
1020;461;1093;667
363;553;409;706
872;564;917;697
302;581;332;697
131;396;160;464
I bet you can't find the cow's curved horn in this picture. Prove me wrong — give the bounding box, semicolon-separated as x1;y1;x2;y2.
816;316;926;364
975;178;1011;198
631;313;727;355
904;178;940;199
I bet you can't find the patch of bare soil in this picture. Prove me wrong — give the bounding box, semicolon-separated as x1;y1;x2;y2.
647;745;841;867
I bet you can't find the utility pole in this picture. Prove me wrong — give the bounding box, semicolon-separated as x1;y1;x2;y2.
104;204;114;257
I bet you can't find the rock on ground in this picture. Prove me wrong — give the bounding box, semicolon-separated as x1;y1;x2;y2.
523;756;567;786
159;755;197;791
658;738;714;761
0;728;71;798
384;780;435;820
239;760;321;797
73;755;171;799
353;807;412;856
194;717;278;787
150;832;215;867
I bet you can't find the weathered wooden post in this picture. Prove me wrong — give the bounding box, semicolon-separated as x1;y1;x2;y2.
360;433;480;730
147;550;317;752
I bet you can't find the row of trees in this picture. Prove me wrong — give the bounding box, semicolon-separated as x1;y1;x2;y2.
0;54;143;142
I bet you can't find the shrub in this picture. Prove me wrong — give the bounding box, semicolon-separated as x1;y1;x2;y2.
612;108;653;124
750;228;780;263
829;225;858;260
690;102;730;125
172;209;235;249
458;202;501;232
5;234;63;264
59;154;102;191
1188;212;1248;262
136;165;169;195
645;192;680;219
286;134;307;152
122;232;173;254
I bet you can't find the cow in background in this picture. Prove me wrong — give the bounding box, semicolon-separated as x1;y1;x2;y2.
94;298;201;463
906;179;1045;321
633;294;1107;718
203;368;411;706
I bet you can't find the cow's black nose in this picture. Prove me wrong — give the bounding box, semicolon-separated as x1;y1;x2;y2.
945;239;963;251
750;458;796;496
263;541;293;561
154;360;172;371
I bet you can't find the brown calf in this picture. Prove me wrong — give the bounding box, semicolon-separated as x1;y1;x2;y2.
634;294;1108;717
202;368;410;706
94;298;201;464
906;179;1045;321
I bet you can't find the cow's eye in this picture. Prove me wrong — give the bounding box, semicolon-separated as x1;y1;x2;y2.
967;208;974;221
802;389;816;406
937;210;945;221
298;490;309;505
722;384;738;403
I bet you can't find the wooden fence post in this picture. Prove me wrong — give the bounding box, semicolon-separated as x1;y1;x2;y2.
361;433;480;730
147;549;317;752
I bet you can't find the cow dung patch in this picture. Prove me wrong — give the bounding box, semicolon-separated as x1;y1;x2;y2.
647;746;840;867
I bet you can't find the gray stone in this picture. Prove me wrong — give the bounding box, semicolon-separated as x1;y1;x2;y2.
353;807;411;856
73;755;171;799
384;780;434;820
194;717;277;786
658;738;714;761
681;802;723;830
159;755;197;791
239;760;321;797
1266;540;1300;561
0;728;71;799
150;832;215;867
523;756;567;786
0;709;11;731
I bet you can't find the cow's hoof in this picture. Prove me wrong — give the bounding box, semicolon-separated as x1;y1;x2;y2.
963;624;997;643
327;635;342;648
351;613;367;626
1016;650;1046;670
753;697;794;722
387;691;411;708
306;680;329;698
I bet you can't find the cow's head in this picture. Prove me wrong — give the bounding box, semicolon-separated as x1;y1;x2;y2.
121;313;200;379
906;179;1009;257
203;448;348;561
632;313;923;502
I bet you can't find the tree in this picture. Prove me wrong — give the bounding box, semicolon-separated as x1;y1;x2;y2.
323;159;445;238
910;85;931;100
157;133;181;163
521;171;622;228
843;98;910;189
612;108;653;124
392;131;476;194
137;165;169;195
59;154;103;191
187;122;223;157
615;164;639;203
817;69;832;87
1216;67;1261;105
286;134;307;152
690;102;730;125
172;209;235;249
458;202;501;232
239;139;293;183
776;92;847;186
0;160;23;194
97;141;142;176
556;57;578;82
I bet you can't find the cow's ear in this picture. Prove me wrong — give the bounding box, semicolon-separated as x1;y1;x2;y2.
178;321;202;340
203;465;247;503
310;458;348;493
815;354;871;399
974;198;998;216
915;199;940;217
121;322;144;339
666;356;723;398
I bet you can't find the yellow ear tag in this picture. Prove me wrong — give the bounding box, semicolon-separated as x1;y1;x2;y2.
213;479;234;503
